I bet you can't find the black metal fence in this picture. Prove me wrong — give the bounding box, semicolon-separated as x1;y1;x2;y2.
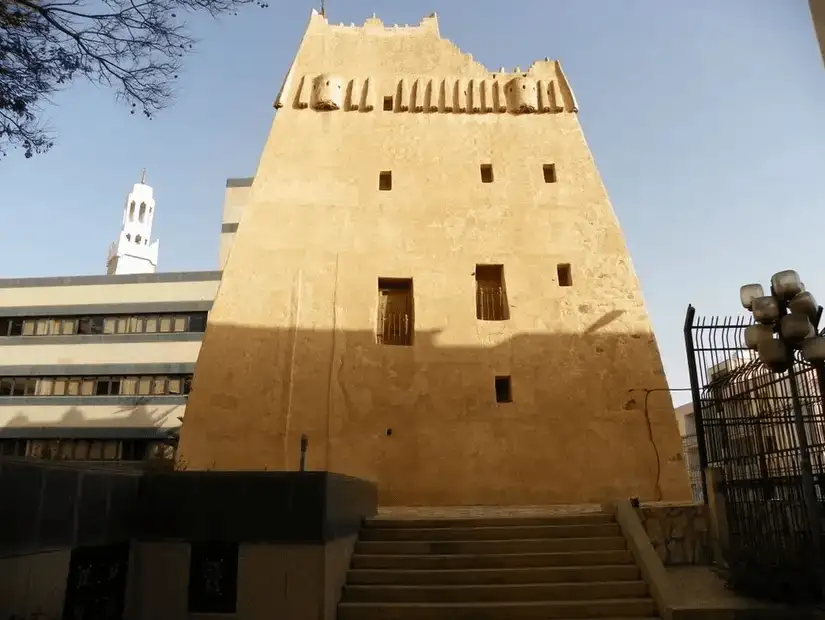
684;304;825;603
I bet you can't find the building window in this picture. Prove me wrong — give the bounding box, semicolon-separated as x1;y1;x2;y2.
0;312;208;338
383;96;394;111
0;374;193;398
379;171;392;191
77;317;104;335
0;438;175;463
0;378;36;396
557;263;573;287
543;164;557;183
480;164;494;184
188;542;239;614
495;376;513;403
0;439;27;457
377;278;413;346
189;313;208;333
475;264;509;321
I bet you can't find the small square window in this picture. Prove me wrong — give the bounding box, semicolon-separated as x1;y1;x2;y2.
495;376;512;403
557;263;573;287
480;164;494;184
383;96;394;111
379;171;392;191
543;164;557;183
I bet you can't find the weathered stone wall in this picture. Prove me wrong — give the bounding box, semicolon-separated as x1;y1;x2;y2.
636;502;712;566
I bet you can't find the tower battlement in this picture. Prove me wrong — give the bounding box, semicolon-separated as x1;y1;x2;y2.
275;10;577;114
322;10;440;34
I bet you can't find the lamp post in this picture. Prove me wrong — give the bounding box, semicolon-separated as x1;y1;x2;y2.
740;269;825;597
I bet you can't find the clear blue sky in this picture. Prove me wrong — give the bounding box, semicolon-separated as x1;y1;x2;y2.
1;0;823;401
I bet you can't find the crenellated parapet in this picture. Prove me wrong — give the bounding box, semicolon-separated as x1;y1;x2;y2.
273;10;578;115
280;67;577;115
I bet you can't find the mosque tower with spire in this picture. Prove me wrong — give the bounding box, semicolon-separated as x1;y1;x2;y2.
106;170;160;275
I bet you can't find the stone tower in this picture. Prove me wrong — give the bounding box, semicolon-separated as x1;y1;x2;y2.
178;10;691;506
106;170;160;275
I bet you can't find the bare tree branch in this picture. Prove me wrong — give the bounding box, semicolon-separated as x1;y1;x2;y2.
0;0;267;157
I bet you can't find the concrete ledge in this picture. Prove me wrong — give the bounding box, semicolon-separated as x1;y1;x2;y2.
0;271;222;289
607;500;825;620
607;500;680;620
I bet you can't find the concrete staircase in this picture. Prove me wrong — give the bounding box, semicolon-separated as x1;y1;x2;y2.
337;511;660;619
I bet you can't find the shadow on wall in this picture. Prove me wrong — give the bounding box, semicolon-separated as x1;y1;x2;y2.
1;402;181;434
178;316;692;507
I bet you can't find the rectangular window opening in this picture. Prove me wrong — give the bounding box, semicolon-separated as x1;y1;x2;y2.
383;96;394;111
480;164;494;184
379;171;392;191
377;278;413;346
543;163;557;183
0;373;193;399
557;263;573;287
475;264;509;321
495;376;512;403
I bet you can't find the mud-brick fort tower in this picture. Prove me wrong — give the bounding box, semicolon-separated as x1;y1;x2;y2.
178;10;691;506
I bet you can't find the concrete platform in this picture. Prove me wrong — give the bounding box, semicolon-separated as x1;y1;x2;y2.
610;500;825;620
668;565;825;619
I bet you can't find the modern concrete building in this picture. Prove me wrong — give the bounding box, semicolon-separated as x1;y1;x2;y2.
0;174;243;465
177;9;691;506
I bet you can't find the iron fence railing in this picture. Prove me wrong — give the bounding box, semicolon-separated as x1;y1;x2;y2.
684;304;825;603
376;311;412;346
476;286;509;321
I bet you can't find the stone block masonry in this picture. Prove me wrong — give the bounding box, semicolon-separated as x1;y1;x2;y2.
635;501;713;566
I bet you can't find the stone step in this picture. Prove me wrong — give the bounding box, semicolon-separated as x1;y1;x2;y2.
337;598;658;619
360;523;620;542
347;564;641;586
342;580;650;603
355;536;627;556
351;549;635;570
365;513;614;529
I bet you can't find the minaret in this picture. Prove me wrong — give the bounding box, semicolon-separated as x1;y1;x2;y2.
106;169;160;275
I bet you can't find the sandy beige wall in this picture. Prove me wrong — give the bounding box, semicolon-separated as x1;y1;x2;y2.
0;280;218;310
179;11;690;505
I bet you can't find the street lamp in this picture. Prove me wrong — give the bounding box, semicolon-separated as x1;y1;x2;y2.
740;269;825;597
740;270;825;370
